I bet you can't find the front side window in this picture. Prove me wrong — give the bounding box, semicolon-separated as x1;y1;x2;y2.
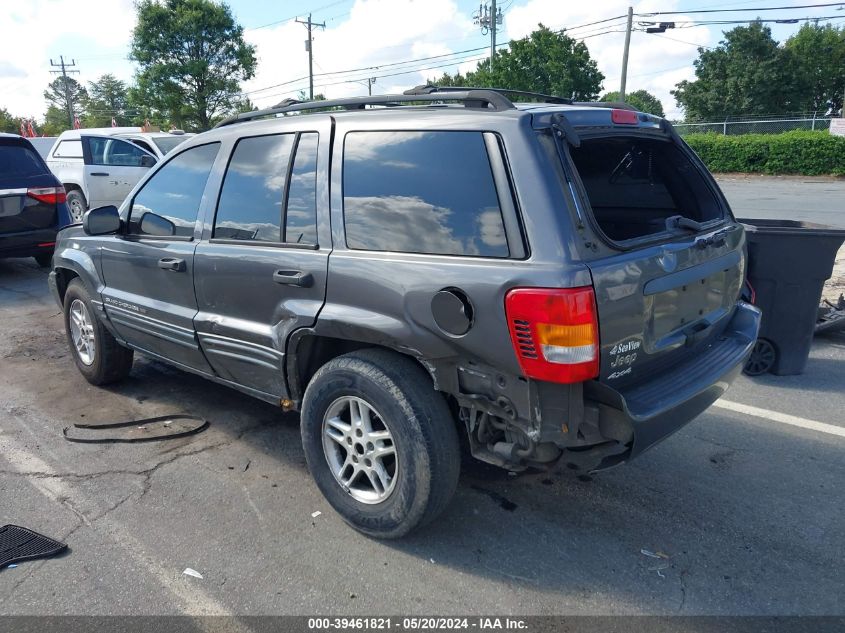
129;143;219;238
343;131;508;257
88;137;151;167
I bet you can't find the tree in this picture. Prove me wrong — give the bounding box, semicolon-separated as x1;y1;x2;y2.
84;74;130;127
602;90;664;117
130;0;257;131
433;25;604;101
785;23;845;114
42;105;71;136
0;107;23;134
43;76;87;124
672;21;802;120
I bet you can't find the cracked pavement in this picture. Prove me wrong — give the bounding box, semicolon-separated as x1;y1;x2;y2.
1;181;845;615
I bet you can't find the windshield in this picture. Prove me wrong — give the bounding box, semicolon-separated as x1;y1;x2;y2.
152;136;189;154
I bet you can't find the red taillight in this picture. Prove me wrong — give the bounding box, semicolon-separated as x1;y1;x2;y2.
611;109;639;125
27;187;67;205
505;287;600;384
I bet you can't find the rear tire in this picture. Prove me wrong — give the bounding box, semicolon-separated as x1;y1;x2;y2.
34;252;53;268
301;349;461;539
63;279;133;385
66;189;87;223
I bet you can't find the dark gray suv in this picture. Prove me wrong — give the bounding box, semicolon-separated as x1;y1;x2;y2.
48;87;760;537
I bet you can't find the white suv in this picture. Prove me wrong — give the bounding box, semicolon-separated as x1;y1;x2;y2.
46;128;158;222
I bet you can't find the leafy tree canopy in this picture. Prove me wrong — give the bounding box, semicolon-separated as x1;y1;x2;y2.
785;22;845;114
602;89;665;117
43;76;87;116
0;107;23;134
83;74;130;127
130;0;257;131
433;25;604;101
672;21;803;120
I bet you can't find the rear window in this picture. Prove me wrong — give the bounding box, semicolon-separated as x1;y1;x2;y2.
343;131;509;258
568;136;723;242
0;142;50;178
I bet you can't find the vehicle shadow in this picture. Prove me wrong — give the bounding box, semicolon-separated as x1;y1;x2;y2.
6;266;842;613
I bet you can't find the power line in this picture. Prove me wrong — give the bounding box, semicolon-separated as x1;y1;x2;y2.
638;1;845;16
248;0;348;30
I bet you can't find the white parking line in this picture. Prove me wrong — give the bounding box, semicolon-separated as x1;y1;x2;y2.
714;399;845;439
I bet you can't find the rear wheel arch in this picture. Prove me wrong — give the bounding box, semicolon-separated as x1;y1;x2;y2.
287;334;439;405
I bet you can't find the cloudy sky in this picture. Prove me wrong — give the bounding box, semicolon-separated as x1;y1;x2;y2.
2;0;843;122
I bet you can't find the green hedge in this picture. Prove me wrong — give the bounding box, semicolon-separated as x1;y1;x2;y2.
682;130;845;176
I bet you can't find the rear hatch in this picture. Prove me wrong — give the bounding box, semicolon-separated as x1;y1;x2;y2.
0;136;62;235
543;109;746;389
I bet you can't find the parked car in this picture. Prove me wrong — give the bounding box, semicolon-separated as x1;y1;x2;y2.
45;127;158;222
116;130;194;159
48;88;761;538
0;133;70;266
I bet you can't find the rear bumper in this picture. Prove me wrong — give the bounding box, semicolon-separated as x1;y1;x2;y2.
582;301;760;469
0;228;58;259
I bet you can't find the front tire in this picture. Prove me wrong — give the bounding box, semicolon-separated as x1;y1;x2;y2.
63;279;133;385
301;349;461;538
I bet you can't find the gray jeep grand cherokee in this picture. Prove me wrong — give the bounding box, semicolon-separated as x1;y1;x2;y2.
48;87;760;537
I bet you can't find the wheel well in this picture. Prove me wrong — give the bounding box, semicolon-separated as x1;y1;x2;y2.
54;268;79;304
291;335;434;402
63;184;85;200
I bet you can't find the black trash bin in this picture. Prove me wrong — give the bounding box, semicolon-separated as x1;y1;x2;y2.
739;218;845;375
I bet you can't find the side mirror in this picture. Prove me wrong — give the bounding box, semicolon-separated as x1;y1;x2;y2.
140;154;156;168
83;205;121;236
139;212;175;237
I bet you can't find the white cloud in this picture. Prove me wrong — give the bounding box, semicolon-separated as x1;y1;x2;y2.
1;0;135;118
242;0;477;108
504;0;712;118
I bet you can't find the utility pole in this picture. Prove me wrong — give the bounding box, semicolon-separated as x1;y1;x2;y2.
367;77;376;96
620;6;633;100
474;2;503;71
296;14;325;100
49;56;80;128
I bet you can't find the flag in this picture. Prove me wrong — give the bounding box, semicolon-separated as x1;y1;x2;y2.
111;117;117;127
26;120;36;138
73;115;81;129
20;120;26;136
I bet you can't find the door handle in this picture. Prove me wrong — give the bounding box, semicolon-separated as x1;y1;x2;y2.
273;270;313;287
158;257;186;272
90;172;110;176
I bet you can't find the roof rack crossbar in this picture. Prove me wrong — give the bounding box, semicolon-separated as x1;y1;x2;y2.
215;90;516;128
405;85;573;105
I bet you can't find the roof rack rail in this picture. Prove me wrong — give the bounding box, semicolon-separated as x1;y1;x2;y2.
405;84;572;105
214;89;516;128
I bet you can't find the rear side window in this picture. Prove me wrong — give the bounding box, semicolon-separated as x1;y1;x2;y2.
568;137;723;242
0;142;49;178
213;132;318;245
52;140;82;159
343;131;509;257
129;143;219;238
215;134;294;242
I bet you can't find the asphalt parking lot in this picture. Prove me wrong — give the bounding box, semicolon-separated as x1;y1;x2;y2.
1;178;843;617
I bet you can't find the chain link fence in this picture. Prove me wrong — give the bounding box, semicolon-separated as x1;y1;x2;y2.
673;113;836;135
